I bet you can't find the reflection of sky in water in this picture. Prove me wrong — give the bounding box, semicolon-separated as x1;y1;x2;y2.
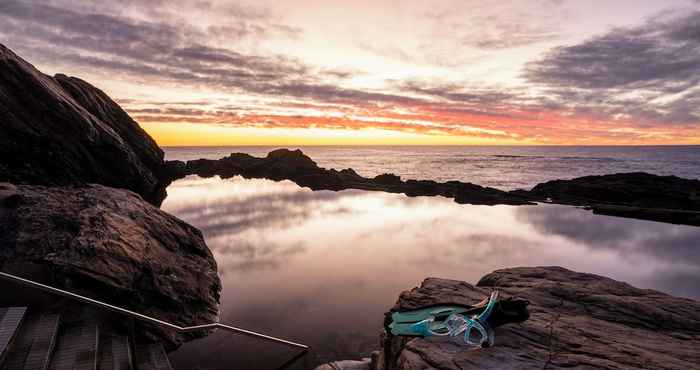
162;176;700;369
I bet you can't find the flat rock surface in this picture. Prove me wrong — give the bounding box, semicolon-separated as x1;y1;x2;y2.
0;183;221;348
0;44;166;204
380;267;700;370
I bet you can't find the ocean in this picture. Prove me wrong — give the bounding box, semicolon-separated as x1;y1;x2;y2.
163;145;700;190
160;146;700;369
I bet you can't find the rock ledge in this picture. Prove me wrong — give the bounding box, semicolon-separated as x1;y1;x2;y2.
330;266;700;370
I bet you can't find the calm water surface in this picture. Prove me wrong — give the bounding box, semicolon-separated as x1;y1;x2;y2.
161;175;700;369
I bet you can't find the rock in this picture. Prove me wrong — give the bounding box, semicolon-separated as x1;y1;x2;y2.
0;44;166;204
0;182;221;349
513;173;700;226
164;149;533;206
164;150;700;225
590;204;700;226
521;172;700;210
374;174;402;185
378;267;700;370
163;160;188;180
315;359;372;370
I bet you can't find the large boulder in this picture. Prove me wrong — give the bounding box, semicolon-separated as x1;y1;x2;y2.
0;182;221;348
378;267;700;370
0;44;166;204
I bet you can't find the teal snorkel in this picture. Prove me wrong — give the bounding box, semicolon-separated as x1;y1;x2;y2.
389;290;501;347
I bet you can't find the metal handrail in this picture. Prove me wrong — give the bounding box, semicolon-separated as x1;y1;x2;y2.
0;271;309;350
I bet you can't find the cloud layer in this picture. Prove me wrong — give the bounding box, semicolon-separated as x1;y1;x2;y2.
0;0;698;144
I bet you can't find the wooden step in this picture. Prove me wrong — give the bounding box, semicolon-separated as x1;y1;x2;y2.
1;312;60;370
48;322;98;370
97;335;132;370
133;343;171;370
0;307;27;366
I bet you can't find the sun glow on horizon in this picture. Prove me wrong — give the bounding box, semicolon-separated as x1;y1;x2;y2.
142;122;539;146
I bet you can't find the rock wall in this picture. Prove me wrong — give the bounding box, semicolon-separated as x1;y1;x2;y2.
0;183;221;348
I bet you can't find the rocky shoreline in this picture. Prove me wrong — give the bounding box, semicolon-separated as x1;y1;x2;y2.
164;149;700;226
1;42;700;368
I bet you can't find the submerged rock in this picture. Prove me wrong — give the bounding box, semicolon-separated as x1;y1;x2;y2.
0;182;221;349
0;44;167;204
164;149;533;206
376;267;700;370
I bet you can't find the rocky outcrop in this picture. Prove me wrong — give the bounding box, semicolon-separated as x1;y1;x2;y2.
164;149;533;206
0;44;166;204
522;172;700;210
0;182;221;349
515;173;700;226
375;267;700;370
166;150;700;225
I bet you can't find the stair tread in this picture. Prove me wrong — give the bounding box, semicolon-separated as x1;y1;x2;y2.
98;335;131;370
1;312;60;370
0;307;27;366
133;343;171;370
48;322;98;370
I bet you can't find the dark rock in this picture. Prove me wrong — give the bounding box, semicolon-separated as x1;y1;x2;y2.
377;267;700;370
374;174;402;185
591;204;700;226
163;149;533;206
522;172;700;210
0;182;222;349
0;44;166;204
512;172;700;226
163;149;700;225
162;160;187;180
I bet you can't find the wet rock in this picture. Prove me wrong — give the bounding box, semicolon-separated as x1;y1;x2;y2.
164;149;533;206
378;267;700;370
0;183;222;349
0;44;166;204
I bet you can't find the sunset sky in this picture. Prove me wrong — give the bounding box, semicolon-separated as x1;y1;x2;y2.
1;0;699;145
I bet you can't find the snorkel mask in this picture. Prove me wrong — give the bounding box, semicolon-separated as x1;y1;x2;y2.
388;290;510;348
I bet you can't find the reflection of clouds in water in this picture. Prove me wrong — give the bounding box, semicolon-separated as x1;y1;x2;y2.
163;177;368;273
215;240;307;273
645;269;700;299
515;205;700;265
163;176;700;370
174;188;355;235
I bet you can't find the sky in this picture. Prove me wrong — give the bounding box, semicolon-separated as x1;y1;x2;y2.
1;0;699;145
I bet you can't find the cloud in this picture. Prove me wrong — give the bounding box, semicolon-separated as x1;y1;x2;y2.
525;8;700;125
425;0;564;50
0;0;697;143
462;19;560;50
